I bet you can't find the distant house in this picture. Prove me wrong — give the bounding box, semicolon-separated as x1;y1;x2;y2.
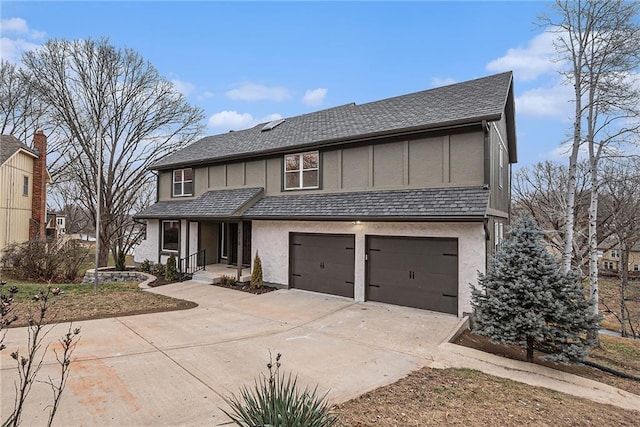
600;243;640;274
0;131;50;253
135;72;517;317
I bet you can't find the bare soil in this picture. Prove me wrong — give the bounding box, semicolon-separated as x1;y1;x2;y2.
334;367;638;426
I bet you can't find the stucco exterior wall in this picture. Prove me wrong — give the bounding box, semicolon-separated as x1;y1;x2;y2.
134;219;159;263
251;220;485;317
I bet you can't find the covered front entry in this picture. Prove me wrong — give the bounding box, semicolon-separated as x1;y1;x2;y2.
220;221;252;267
289;233;355;298
366;236;458;314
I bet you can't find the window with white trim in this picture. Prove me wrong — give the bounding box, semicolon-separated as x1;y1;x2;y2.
603;260;614;270
284;151;319;190
611;249;620;258
162;220;179;252
173;168;193;197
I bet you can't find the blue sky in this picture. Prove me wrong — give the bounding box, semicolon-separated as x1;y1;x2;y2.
1;1;578;169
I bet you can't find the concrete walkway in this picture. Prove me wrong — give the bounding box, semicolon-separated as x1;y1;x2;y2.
1;281;463;426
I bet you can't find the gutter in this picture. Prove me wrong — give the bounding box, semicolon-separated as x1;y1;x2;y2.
240;215;487;223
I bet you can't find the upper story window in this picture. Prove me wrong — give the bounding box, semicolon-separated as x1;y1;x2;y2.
22;176;29;196
284;151;319;190
173;168;193;197
611;249;620;258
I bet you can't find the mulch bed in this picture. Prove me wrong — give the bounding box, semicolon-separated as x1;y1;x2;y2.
148;275;278;295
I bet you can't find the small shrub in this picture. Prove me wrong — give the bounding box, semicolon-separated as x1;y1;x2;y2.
165;254;178;281
115;249;126;271
1;239;89;282
139;259;152;273
219;274;238;286
250;251;264;289
222;352;338;427
151;263;165;277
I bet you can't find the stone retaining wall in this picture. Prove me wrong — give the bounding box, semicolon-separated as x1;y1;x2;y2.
83;268;150;284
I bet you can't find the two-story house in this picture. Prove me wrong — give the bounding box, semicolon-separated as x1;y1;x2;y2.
0;131;49;254
135;72;517;317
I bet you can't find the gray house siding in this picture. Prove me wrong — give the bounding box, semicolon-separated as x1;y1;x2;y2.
157;130;486;202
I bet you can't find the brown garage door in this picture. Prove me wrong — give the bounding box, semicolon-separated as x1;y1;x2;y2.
290;233;355;298
366;236;458;314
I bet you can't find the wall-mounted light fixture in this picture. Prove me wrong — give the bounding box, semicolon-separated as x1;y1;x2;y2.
352;220;361;225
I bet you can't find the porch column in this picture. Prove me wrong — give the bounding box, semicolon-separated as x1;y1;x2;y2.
236;221;243;281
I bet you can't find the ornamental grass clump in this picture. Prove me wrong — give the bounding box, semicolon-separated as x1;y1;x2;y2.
222;352;338;427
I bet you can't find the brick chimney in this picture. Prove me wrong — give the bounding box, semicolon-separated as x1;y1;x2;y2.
29;130;47;241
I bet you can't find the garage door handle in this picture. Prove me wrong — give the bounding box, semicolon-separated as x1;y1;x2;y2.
345;281;354;284
292;274;301;277
442;253;457;257
442;293;456;298
368;284;380;288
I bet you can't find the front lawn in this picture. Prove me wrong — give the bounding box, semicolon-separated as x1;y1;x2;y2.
599;276;640;335
2;281;197;327
334;367;638;426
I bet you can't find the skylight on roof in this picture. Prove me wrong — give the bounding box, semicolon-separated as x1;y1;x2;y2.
261;119;285;132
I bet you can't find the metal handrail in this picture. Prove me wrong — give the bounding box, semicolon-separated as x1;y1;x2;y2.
178;249;206;280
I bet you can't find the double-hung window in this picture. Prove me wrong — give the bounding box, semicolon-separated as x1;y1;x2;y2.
173;168;193;197
22;176;29;196
162;220;179;252
284;151;319;190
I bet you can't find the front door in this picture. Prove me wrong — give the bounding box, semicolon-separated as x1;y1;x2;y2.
220;221;251;267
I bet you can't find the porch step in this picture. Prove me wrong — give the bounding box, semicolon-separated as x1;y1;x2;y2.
191;268;251;284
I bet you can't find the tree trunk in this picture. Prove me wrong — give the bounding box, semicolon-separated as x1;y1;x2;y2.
526;336;534;363
620;243;629;337
586;175;600;345
562;78;582;274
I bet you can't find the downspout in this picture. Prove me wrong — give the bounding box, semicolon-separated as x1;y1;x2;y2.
482;120;490;188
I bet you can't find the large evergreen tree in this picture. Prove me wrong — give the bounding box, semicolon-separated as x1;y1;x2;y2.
471;215;600;363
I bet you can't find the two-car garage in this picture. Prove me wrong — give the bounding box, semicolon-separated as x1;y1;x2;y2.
289;233;459;315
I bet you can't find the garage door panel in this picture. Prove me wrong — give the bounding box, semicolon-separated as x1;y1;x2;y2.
366;236;458;314
290;233;355;298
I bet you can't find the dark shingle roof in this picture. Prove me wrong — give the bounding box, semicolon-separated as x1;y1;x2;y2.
151;72;514;170
135;187;263;219
243;187;490;220
1;135;39;166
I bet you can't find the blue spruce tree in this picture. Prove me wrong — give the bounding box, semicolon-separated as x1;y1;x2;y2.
471;215;600;363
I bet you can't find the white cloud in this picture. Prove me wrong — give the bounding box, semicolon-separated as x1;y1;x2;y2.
197;90;214;100
302;88;328;106
0;18;45;39
0;37;40;64
171;79;196;97
225;83;291;102
430;77;457;87
0;18;45;64
515;83;573;119
207;111;282;131
487;30;564;81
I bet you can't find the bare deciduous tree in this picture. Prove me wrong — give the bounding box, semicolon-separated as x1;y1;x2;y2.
513;161;591;268
21;38;205;266
542;0;640;343
599;158;640;338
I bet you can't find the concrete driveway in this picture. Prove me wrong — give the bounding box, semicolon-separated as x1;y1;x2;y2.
1;281;463;426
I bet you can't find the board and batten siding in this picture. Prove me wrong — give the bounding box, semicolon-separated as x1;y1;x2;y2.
0;151;34;251
157;130;486;201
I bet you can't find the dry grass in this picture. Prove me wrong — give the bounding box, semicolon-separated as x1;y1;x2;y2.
334;367;638;426
4;281;197;327
598;277;640;335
